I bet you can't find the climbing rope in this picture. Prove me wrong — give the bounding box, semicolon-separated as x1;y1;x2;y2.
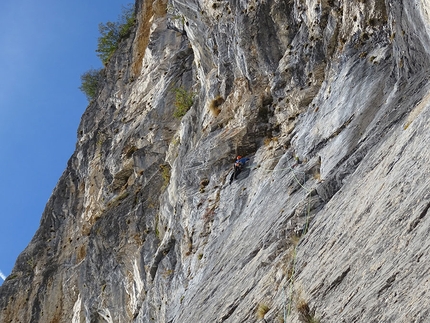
254;154;314;321
278;157;313;322
183;153;314;320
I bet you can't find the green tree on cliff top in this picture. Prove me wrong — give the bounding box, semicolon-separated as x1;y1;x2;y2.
80;3;135;101
96;4;136;65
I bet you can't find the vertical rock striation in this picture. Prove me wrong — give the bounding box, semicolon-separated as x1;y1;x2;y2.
2;0;430;322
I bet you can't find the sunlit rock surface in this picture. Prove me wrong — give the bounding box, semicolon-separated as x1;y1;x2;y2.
2;0;430;322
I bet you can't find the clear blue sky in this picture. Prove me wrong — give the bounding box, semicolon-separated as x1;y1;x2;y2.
0;0;133;285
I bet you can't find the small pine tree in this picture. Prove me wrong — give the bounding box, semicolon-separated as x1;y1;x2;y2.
96;4;136;65
118;5;136;39
96;21;120;64
79;68;104;102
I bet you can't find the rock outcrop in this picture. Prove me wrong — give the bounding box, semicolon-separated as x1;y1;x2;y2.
2;0;430;322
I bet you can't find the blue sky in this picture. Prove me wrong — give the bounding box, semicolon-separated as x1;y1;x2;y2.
0;0;133;285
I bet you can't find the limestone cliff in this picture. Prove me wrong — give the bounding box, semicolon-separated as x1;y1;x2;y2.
2;0;430;322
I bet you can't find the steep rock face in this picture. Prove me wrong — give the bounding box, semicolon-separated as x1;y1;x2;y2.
2;0;430;322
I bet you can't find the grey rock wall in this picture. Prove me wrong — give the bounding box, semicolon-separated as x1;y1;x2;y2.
2;0;430;322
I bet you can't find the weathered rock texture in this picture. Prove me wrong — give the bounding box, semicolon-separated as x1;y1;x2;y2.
2;0;430;322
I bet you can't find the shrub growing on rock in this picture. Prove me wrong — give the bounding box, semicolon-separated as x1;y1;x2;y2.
79;4;135;101
159;164;171;188
173;87;195;118
296;298;320;323
79;68;104;102
96;4;136;65
256;303;270;319
208;95;224;117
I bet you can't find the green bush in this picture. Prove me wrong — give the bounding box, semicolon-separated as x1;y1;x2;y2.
173;87;195;118
79;68;104;102
96;4;136;65
159;164;171;188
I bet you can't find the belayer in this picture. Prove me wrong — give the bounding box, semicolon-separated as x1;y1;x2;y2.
229;156;249;184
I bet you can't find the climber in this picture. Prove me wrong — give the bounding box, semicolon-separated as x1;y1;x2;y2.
229;155;250;184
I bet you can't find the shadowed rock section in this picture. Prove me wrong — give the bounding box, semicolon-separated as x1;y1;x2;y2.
2;0;430;322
